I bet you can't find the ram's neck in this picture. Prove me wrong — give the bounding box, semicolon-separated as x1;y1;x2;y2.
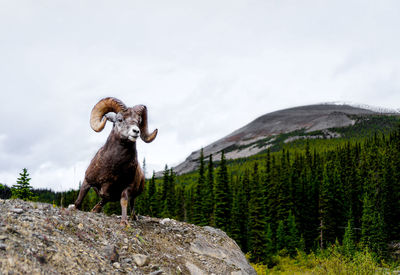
103;131;138;162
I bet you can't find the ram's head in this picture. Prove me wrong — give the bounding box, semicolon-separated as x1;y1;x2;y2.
89;97;158;143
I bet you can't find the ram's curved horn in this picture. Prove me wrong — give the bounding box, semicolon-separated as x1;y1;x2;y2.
134;105;158;143
90;97;127;132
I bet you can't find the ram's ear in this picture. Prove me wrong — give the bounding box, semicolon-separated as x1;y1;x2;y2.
105;113;116;123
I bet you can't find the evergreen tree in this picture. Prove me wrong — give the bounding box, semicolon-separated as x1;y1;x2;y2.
382;147;400;240
266;155;279;229
276;150;291;220
214;151;231;233
264;224;274;265
319;159;342;248
160;165;169;203
361;193;387;258
160;165;171;218
230;174;249;252
12;168;36;201
192;149;206;225
298;235;306;252
343;219;356;257
203;154;214;225
230;177;243;248
360;139;387;258
263;149;271;220
276;220;286;253
185;185;194;222
242;168;251;221
174;184;185;221
286;211;300;257
297;150;316;251
135;181;148;215
0;184;12;199
307;149;322;251
148;172;158;217
347;143;363;234
290;153;302;220
162;168;175;218
248;162;267;262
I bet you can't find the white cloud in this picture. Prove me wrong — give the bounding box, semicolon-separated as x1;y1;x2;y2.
1;0;400;190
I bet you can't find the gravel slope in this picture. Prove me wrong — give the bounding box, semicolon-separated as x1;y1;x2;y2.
0;199;255;275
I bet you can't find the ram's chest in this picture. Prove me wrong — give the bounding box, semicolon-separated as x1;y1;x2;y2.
99;146;137;176
87;156;136;184
96;165;137;200
105;159;136;183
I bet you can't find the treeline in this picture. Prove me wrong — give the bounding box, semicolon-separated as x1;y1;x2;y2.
135;127;400;264
0;182;109;214
0;184;12;199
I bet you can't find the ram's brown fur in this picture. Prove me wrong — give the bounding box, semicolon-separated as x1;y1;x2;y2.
74;97;157;225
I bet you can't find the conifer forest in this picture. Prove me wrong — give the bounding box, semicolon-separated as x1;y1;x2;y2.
135;128;400;265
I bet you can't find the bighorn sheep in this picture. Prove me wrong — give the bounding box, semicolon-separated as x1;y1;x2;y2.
74;97;158;225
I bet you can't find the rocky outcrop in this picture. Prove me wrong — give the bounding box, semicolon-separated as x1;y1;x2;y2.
0;199;255;275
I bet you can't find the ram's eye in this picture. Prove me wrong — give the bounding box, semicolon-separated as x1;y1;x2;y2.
118;117;123;122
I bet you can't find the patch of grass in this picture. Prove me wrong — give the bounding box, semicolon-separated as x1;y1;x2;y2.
251;246;398;275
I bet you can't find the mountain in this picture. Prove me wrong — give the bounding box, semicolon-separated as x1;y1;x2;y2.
172;103;399;175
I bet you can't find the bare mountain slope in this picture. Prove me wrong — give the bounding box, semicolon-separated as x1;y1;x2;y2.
172;104;386;175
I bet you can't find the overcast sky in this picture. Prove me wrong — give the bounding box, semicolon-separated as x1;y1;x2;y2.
0;0;399;191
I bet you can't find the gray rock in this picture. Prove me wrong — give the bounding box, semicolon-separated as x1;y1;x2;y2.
190;229;256;275
10;208;24;214
185;261;207;275
0;243;6;250
160;218;172;225
132;254;149;267
104;245;119;263
123;258;132;264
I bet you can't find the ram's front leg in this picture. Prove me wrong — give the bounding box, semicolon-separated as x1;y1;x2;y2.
120;189;131;226
74;180;91;209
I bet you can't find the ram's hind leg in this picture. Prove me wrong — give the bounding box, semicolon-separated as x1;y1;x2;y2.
91;198;108;213
129;174;144;221
129;196;138;221
74;180;90;209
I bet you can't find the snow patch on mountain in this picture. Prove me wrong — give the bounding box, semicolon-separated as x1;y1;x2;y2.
321;101;400;114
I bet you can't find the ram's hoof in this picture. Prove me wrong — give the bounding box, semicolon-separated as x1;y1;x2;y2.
120;220;130;227
91;207;102;213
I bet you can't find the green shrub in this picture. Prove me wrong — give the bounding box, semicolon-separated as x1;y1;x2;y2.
252;246;395;275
